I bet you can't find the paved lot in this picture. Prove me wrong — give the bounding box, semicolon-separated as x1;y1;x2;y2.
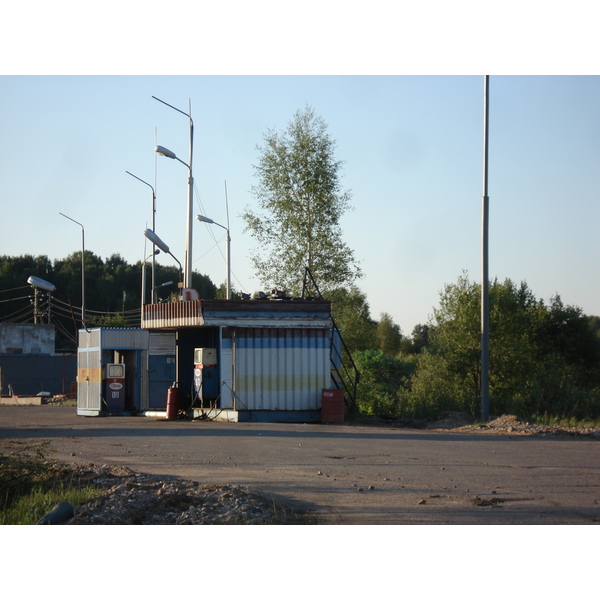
1;405;599;524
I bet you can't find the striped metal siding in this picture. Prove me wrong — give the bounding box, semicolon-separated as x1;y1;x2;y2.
233;328;329;411
77;347;101;412
98;328;148;349
142;301;203;328
78;328;148;350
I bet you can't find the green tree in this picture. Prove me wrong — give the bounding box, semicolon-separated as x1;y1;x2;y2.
215;282;238;300
407;273;600;420
327;286;377;355
376;312;402;356
353;349;415;416
191;271;218;300
399;324;430;355
587;315;600;341
405;274;482;416
243;106;361;294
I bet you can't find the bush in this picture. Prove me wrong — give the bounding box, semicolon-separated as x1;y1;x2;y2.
353;350;415;416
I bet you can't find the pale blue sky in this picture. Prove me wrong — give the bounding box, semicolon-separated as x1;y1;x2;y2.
2;5;599;337
3;74;600;335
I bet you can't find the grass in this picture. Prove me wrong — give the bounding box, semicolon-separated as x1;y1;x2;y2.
0;440;101;525
529;414;600;428
268;499;315;525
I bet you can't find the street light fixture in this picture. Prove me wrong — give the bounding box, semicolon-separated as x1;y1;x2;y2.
155;145;181;162
154;280;174;301
152;95;194;291
27;276;56;324
143;229;183;286
196;214;231;300
59;212;85;323
127;171;158;302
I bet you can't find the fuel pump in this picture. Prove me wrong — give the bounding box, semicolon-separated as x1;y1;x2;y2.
103;363;126;410
193;348;218;405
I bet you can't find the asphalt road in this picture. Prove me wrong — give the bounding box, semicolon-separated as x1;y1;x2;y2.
1;405;599;524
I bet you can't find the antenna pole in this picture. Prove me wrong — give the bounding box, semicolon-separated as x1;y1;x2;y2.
224;180;231;300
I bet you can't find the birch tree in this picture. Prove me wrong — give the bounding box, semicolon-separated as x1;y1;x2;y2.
243;106;361;294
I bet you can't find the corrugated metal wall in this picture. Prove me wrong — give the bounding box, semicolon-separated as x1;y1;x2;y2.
232;328;329;411
77;348;101;412
95;328;148;350
142;301;203;328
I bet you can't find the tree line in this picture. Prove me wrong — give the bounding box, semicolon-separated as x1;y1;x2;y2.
343;274;600;422
243;105;600;423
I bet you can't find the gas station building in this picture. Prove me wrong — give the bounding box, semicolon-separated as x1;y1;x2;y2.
76;297;344;422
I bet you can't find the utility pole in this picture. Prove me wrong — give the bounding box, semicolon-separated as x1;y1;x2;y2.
481;75;490;421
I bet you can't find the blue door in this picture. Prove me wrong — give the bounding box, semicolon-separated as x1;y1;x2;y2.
148;354;176;409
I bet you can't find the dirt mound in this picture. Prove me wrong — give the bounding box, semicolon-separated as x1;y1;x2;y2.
486;414;523;428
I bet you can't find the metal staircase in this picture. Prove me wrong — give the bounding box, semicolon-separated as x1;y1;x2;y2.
302;268;360;413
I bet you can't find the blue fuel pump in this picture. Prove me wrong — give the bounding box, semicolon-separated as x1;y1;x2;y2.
193;348;218;404
103;363;125;410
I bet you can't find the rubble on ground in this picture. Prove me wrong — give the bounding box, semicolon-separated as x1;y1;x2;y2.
366;411;600;438
429;412;600;438
62;463;279;525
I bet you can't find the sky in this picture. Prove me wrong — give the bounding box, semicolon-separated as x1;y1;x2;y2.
2;5;600;340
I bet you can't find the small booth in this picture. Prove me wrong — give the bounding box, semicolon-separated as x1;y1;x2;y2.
77;328;176;416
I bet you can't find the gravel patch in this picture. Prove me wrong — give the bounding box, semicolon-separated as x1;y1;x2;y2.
56;463;283;525
456;413;600;437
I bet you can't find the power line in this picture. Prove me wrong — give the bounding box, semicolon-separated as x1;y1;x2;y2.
0;285;29;295
0;294;31;304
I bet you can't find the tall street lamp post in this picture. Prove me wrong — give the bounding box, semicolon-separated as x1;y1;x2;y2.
127;171;158;302
481;75;490;421
152;95;194;291
196;214;231;299
59;212;85;323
